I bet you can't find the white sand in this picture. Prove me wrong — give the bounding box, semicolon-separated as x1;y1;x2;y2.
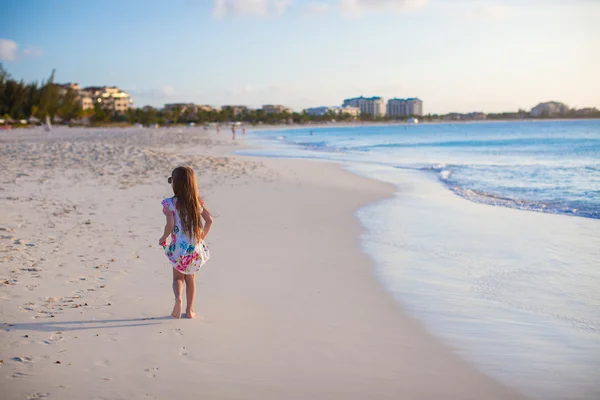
1;127;524;399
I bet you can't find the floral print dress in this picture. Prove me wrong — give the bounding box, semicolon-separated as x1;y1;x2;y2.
161;197;210;274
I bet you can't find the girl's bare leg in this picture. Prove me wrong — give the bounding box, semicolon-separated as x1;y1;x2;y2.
171;269;184;318
184;273;196;319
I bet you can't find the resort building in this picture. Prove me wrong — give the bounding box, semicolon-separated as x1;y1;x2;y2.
164;103;198;114
221;105;249;116
530;102;569;117
163;104;217;115
80;96;94;110
342;96;385;117
198;105;216;112
387;98;423;117
306;106;361;117
262;104;293;115
81;86;133;113
57;83;94;110
57;83;81;93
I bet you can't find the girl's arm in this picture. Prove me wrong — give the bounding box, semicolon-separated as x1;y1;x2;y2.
201;207;213;241
159;211;175;245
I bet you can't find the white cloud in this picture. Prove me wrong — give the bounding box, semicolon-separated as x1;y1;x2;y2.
213;0;292;19
0;39;45;61
0;39;18;61
304;1;330;15
339;0;428;17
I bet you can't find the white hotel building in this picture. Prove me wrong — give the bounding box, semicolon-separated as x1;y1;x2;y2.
342;96;385;117
386;98;423;117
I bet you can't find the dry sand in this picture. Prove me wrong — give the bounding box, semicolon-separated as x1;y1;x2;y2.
0;127;525;399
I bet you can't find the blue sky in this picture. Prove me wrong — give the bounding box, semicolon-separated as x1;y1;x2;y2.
1;0;599;113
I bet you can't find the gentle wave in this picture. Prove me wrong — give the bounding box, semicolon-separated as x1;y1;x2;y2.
396;163;600;219
250;120;600;220
349;136;600;151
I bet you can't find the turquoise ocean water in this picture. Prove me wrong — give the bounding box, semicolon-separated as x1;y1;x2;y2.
241;120;600;399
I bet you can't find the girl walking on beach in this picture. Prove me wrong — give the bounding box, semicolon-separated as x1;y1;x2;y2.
159;166;213;319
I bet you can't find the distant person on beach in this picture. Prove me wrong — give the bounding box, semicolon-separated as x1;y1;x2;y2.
159;167;213;319
232;125;236;140
216;125;220;134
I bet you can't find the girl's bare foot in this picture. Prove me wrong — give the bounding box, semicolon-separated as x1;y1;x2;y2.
185;309;195;319
171;299;182;319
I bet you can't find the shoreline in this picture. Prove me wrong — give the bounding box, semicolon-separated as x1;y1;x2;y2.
349;164;600;400
242;123;600;399
1;126;525;399
242;120;600;222
5;117;600;133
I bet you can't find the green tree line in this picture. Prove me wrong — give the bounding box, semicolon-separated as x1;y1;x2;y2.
0;64;82;122
125;106;365;126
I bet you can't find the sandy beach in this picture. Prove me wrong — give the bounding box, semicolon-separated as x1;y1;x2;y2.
0;127;525;399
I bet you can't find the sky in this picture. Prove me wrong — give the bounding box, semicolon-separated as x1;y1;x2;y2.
1;0;599;114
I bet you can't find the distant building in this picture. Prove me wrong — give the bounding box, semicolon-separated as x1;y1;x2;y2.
530;102;569;117
163;104;217;116
262;104;293;115
57;83;94;111
305;106;360;117
406;98;423;116
80;96;94;110
305;106;329;116
575;107;600;117
387;98;406;117
81;86;133;113
342;96;385;117
222;105;249;117
387;98;423;117
465;112;486;120
57;83;81;93
164;103;198;114
198;105;216;113
442;113;462;121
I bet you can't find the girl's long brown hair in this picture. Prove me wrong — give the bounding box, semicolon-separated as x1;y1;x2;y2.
171;166;205;243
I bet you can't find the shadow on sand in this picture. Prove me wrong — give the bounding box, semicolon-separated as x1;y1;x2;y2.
3;316;175;333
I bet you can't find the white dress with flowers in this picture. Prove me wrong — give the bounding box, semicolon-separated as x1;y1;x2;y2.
161;197;210;274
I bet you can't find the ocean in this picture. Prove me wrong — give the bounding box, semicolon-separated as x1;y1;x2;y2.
241;120;600;399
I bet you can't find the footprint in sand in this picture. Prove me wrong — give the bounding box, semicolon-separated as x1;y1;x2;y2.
21;302;37;312
144;367;159;378
171;328;183;336
9;371;29;379
179;346;188;356
43;332;64;345
27;392;50;400
12;355;33;363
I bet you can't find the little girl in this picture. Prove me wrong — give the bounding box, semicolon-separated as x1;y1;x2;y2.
159;166;213;319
